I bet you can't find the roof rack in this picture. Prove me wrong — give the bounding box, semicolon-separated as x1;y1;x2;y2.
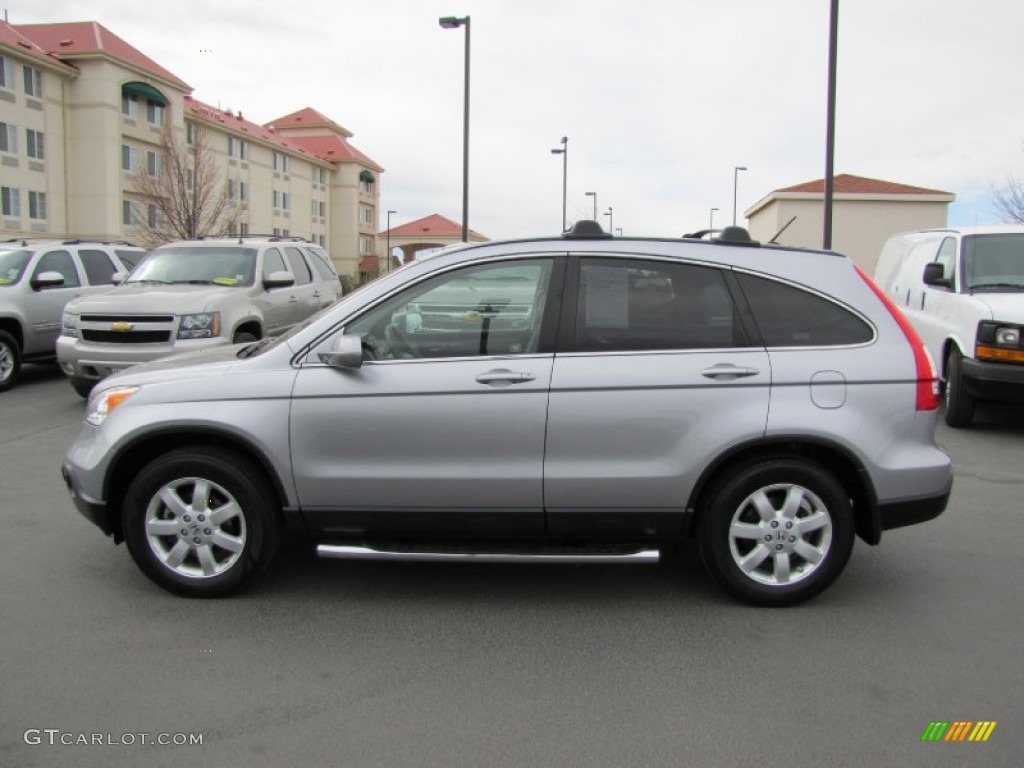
562;219;613;240
682;226;759;247
61;239;140;247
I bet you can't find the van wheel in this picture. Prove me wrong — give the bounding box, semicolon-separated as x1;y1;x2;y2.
0;330;22;392
699;459;854;607
944;349;974;428
122;448;280;597
69;376;96;399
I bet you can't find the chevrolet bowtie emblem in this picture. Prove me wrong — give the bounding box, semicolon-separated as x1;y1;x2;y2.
111;322;134;332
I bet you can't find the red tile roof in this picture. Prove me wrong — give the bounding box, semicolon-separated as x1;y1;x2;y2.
383;214;486;240
268;108;352;137
14;21;189;90
280;134;383;171
0;20;75;72
778;174;952;196
184;97;326;162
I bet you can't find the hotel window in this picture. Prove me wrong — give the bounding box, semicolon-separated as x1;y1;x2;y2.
146;150;161;177
23;66;42;98
239;221;249;235
146;101;165;125
359;176;374;195
122;93;139;118
122;200;135;226
0;57;13;90
147;204;160;229
273;152;289;172
0;122;17;154
1;187;20;217
272;190;280;209
228;180;237;200
122;145;140;172
359;236;373;253
239;181;248;202
359;205;373;226
186;123;196;145
228;136;248;159
26;129;44;160
318;201;325;217
281;192;290;211
28;191;46;220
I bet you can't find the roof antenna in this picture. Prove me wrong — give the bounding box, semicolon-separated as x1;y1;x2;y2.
769;216;797;244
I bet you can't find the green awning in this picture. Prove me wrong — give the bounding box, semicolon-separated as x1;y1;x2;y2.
122;82;167;106
359;170;376;183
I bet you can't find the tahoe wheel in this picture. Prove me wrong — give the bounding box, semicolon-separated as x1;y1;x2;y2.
69;376;96;399
944;349;974;428
0;330;22;392
699;459;854;607
122;448;279;597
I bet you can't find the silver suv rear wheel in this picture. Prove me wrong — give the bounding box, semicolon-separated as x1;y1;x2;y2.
700;459;854;606
0;330;22;392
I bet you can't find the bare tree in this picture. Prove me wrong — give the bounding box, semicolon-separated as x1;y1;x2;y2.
993;176;1024;224
128;123;238;247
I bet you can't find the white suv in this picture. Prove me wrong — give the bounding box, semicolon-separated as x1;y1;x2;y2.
875;226;1024;426
0;239;145;392
57;236;342;397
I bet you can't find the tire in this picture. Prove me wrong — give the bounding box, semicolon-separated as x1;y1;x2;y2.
944;348;974;428
699;459;855;607
0;330;22;393
69;376;96;399
233;331;258;344
122;448;280;597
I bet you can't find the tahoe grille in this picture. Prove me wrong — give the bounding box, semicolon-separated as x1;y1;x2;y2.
78;314;177;345
82;330;173;344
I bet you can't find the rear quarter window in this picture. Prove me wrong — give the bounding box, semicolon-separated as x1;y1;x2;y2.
736;272;873;347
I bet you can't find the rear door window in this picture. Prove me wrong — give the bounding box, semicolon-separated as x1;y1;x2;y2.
736;272;873;346
284;247;313;285
573;257;747;352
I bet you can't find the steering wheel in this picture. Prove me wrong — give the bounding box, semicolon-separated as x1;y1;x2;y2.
385;322;418;358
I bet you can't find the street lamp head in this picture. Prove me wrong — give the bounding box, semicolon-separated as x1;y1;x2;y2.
551;148;565;155
439;15;469;28
736;166;748;172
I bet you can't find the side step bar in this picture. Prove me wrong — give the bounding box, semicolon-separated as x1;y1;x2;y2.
316;544;660;565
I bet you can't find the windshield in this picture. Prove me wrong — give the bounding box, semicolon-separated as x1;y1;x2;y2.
127;246;257;286
963;234;1024;291
0;249;31;286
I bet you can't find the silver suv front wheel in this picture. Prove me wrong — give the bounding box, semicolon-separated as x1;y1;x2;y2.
699;459;854;606
123;448;279;597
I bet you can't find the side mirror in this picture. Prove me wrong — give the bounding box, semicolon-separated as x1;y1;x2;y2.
922;262;951;288
318;334;363;369
263;271;295;290
30;271;66;291
111;271;128;285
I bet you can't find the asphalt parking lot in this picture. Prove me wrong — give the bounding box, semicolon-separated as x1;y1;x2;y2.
1;362;1021;768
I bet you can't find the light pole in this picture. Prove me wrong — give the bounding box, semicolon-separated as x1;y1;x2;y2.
386;209;396;272
604;206;613;234
585;191;597;220
709;206;719;230
732;166;747;226
551;136;568;231
439;15;471;242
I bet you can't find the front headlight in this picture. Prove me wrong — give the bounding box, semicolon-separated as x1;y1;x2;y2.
177;312;220;339
61;312;78;337
85;386;139;426
976;321;1024;363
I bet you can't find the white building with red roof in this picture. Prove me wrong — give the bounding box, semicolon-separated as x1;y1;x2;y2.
379;213;488;269
0;19;383;280
745;174;955;273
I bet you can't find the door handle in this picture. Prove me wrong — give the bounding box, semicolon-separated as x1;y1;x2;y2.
288;296;299;303
701;363;760;380
475;369;536;385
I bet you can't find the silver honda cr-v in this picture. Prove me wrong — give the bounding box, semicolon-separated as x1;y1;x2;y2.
62;222;952;606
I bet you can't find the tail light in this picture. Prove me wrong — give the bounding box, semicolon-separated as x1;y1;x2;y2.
855;265;939;411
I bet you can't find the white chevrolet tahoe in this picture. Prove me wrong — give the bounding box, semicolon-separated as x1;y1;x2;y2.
57;236;341;397
874;226;1024;427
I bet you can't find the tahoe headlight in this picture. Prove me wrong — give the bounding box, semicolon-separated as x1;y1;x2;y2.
177;312;220;339
61;312;78;337
995;327;1020;346
85;386;139;426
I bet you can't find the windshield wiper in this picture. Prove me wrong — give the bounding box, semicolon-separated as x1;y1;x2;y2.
237;338;272;359
970;282;1024;291
170;279;217;285
127;279;171;284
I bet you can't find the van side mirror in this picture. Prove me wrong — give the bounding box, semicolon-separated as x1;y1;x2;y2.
30;271;66;291
922;262;951;288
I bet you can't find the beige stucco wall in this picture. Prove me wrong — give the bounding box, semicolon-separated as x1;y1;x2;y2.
0;52;70;236
747;194;951;275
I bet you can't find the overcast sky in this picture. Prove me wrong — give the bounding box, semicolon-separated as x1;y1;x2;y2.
10;0;1024;239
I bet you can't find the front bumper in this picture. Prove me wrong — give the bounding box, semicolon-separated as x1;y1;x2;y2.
961;357;1024;404
62;461;115;537
56;336;230;381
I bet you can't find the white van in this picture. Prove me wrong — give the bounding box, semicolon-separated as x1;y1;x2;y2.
874;226;1024;427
